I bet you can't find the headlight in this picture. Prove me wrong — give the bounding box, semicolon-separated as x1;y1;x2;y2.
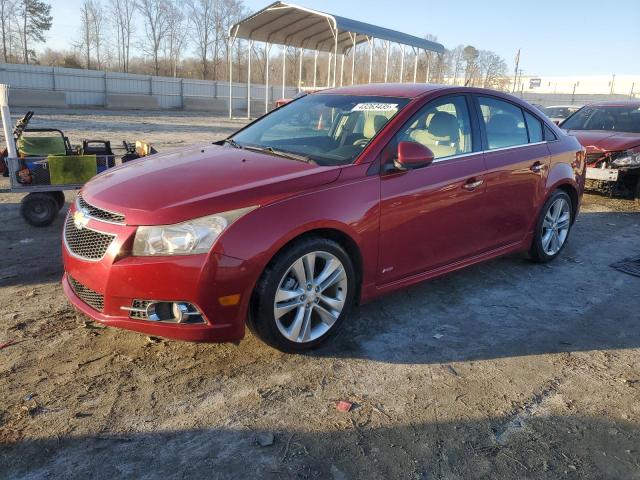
611;148;640;168
132;206;257;256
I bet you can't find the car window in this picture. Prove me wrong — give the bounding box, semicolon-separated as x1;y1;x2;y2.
394;96;473;160
232;94;410;166
560;105;640;133
524;111;543;143
478;97;528;150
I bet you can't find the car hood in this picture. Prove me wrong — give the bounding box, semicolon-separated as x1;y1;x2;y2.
564;130;640;154
81;144;341;225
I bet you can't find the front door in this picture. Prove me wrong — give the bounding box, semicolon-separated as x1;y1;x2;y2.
378;95;489;285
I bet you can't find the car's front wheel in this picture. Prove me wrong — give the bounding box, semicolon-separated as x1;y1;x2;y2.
249;237;356;352
530;190;573;263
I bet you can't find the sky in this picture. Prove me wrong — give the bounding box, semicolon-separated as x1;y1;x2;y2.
46;0;640;76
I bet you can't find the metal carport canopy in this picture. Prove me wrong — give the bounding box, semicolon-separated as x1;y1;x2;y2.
230;1;444;54
228;1;445;118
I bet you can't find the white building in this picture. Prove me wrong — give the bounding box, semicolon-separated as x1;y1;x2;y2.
516;75;639;97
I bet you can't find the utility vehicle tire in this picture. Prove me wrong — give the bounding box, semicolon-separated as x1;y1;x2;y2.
49;191;66;210
529;190;573;263
249;237;356;353
20;192;59;227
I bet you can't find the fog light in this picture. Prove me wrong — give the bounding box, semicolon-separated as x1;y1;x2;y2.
122;300;205;324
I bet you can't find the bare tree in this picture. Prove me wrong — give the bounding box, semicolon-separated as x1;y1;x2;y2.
186;0;214;79
77;0;93;68
478;50;507;89
110;0;134;72
164;0;186;76
215;0;244;80
462;45;479;86
16;0;52;64
89;0;105;69
0;0;15;62
136;0;169;76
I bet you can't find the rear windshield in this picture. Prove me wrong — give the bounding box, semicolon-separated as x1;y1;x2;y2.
231;94;410;166
561;105;640;133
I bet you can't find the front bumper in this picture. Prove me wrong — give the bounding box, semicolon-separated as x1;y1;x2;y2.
61;211;260;343
585;166;639;198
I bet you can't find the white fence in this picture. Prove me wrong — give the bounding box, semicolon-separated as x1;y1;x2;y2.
0;63;299;113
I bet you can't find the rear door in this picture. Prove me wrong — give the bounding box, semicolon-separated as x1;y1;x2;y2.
378;94;490;284
474;95;550;248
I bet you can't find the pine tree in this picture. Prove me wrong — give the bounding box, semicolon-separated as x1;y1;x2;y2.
18;0;52;64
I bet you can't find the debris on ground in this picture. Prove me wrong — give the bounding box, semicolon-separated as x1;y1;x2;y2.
336;400;354;412
0;339;16;350
255;432;275;447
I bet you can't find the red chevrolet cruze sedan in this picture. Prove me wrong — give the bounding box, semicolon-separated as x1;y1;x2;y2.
62;84;586;352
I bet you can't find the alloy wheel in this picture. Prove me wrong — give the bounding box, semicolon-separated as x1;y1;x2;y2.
541;197;571;256
273;251;348;344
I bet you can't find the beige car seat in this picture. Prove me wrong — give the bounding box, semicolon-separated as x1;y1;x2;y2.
409;111;459;158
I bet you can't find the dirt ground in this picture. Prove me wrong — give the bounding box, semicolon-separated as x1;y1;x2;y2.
1;109;639;480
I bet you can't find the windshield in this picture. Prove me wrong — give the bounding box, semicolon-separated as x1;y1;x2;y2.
543;106;577;119
230;94;410;166
561;105;640;133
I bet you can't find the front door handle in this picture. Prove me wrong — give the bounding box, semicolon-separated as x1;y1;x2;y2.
530;162;545;173
463;178;484;191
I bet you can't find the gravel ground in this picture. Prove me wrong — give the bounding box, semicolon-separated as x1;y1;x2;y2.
0;109;639;480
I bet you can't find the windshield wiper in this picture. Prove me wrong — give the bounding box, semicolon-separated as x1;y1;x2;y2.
223;138;243;149
243;145;311;163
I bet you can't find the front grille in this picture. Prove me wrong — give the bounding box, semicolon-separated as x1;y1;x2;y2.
68;275;104;312
77;194;125;224
64;214;116;261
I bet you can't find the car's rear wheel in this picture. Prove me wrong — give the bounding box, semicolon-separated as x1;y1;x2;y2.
249;237;356;352
530;190;573;263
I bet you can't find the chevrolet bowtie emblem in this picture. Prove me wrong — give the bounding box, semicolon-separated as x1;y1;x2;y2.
73;209;90;230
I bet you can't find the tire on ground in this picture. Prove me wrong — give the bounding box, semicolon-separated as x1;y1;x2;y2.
529;189;573;263
248;236;357;353
20;192;60;227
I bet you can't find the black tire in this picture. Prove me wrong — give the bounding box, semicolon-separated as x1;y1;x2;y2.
248;237;357;352
20;192;59;227
529;190;573;263
48;191;66;210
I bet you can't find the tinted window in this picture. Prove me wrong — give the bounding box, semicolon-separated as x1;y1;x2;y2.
524;111;543;143
232;94;410;166
560;105;640;133
544;125;557;141
478;97;528;149
395;96;473;160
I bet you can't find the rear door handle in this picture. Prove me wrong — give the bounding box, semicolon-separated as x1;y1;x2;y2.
463;178;484;191
530;162;545;173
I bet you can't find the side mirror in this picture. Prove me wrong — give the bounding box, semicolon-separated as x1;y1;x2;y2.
394;141;435;171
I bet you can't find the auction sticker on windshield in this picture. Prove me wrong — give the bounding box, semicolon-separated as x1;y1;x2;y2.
351;103;398;112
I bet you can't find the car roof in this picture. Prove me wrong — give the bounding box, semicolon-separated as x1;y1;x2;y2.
585;100;640;108
544;105;581;108
315;83;449;98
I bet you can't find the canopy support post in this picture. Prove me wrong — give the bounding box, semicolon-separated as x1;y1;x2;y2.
247;39;253;119
265;42;271;114
399;44;405;82
313;50;318;88
413;48;418;83
297;48;303;91
351;33;356;85
326;53;331;87
340;54;345;86
384;41;390;83
426;52;431;83
228;28;238;119
332;28;338;87
282;45;286;99
368;37;374;83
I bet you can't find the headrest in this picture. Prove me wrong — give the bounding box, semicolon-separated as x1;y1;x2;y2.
486;113;518;134
428;111;459;139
